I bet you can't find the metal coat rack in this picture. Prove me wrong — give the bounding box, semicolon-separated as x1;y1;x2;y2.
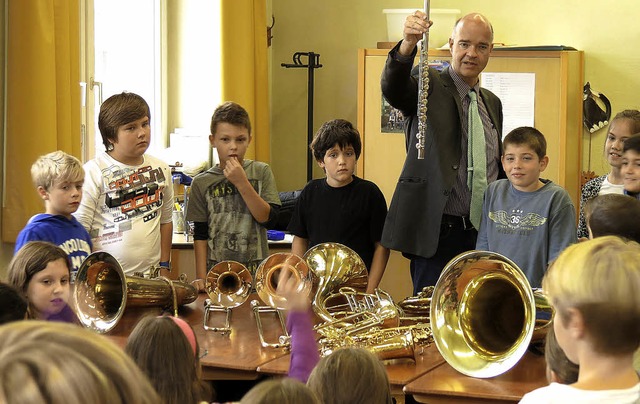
281;52;323;182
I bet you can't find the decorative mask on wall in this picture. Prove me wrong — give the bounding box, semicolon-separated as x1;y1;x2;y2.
583;82;611;133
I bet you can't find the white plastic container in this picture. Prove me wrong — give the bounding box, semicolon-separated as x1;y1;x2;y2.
383;8;461;48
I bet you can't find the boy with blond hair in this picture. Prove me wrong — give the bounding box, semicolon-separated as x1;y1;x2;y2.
520;236;640;402
15;151;92;277
476;127;576;287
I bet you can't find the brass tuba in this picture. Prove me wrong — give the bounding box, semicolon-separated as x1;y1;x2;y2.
398;286;434;323
304;242;369;324
203;261;252;333
430;250;553;378
74;251;198;333
306;243;433;361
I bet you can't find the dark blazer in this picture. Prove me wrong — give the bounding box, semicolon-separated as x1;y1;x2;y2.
380;43;504;259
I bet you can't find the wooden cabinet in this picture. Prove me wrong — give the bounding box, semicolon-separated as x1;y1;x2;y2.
357;48;584;300
357;48;584;205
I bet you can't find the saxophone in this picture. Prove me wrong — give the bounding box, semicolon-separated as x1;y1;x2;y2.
416;1;430;160
318;324;433;361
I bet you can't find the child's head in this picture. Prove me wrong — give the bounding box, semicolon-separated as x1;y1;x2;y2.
310;119;362;187
585;194;640;242
30;151;85;217
501;127;549;192
125;315;212;404
240;378;320;404
98;92;151;156
542;236;640;364
7;241;71;320
210;101;252;136
622;133;640;194
604;110;640;169
0;283;27;324
209;102;252;168
503;126;547;160
545;327;579;384
306;347;392;404
0;320;160;404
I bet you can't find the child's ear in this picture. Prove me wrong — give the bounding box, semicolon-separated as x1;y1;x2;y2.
565;307;586;339
208;134;215;146
539;155;549;172
546;366;560;384
37;186;49;200
316;159;325;169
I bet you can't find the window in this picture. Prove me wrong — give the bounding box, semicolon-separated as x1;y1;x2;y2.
81;0;221;165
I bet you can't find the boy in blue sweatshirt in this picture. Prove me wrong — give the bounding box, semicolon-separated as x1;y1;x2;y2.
15;151;92;280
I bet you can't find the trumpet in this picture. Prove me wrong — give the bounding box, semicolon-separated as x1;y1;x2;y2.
203;261;252;333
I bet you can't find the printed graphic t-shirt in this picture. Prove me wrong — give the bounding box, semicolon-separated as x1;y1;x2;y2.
186;160;280;274
74;152;173;275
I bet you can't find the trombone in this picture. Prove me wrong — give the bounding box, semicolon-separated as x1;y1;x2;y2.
252;253;313;348
203;261;252;333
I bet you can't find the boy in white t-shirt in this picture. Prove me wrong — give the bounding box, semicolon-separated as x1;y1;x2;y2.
74;92;173;276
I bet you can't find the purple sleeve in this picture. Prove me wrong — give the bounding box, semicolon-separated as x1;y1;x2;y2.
286;310;320;383
46;304;79;324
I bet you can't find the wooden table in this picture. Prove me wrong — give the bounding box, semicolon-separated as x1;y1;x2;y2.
107;293;290;380
404;351;548;403
105;292;547;401
257;343;445;398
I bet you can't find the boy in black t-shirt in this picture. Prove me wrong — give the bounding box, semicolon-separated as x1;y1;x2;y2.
288;119;389;293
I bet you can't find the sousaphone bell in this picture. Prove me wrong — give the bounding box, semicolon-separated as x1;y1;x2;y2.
430;250;552;378
74;251;198;333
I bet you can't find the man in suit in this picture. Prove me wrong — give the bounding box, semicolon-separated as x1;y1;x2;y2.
381;12;504;294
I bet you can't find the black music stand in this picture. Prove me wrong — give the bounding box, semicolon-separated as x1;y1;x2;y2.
281;52;323;183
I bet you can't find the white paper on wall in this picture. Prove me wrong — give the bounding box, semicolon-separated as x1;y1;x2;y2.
481;72;536;139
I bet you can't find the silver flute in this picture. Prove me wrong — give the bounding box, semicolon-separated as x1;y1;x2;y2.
416;0;430;160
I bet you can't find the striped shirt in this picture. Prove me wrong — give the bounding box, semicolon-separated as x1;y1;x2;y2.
443;68;500;217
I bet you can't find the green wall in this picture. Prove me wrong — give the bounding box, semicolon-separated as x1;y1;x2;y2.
270;0;640;191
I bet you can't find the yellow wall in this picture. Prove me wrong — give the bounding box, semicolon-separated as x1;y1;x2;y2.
0;1;10;278
270;0;640;191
